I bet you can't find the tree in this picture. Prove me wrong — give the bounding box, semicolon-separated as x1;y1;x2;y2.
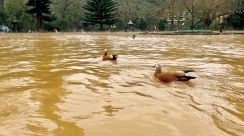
0;0;3;9
0;0;36;32
138;17;147;30
158;19;167;31
83;0;119;30
0;0;4;25
226;10;244;29
116;0;167;30
199;0;230;29
51;0;85;31
181;0;200;30
26;0;51;31
0;10;4;26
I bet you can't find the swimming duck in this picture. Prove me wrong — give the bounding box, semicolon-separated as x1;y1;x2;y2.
153;63;196;82
103;49;118;61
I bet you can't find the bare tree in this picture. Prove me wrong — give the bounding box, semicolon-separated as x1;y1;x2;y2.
181;0;201;30
199;0;231;29
181;0;231;30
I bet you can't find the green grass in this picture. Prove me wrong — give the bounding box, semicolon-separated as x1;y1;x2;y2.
176;30;213;33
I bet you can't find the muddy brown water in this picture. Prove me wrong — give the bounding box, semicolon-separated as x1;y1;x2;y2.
0;33;243;136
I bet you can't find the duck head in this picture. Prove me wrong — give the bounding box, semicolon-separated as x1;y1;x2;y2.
104;49;108;56
153;63;161;68
153;63;162;74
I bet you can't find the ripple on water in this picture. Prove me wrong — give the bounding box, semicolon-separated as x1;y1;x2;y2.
0;33;243;136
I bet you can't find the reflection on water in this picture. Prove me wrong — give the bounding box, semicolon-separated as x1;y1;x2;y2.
0;33;243;136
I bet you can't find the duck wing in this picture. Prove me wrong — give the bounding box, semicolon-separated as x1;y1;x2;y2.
181;70;195;73
103;54;118;60
175;70;196;81
177;76;196;81
157;72;178;82
112;55;117;60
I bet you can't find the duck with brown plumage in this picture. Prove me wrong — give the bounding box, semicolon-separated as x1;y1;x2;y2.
153;63;196;82
102;49;118;61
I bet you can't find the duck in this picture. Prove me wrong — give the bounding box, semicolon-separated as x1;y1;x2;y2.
153;63;196;82
102;49;118;61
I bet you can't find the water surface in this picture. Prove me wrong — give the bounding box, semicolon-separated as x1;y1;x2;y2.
0;33;243;136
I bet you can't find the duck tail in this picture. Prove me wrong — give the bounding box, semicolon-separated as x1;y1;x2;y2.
112;55;118;60
182;70;195;73
177;76;196;81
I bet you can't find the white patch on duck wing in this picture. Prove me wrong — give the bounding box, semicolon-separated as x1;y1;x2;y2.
176;71;186;76
175;71;186;78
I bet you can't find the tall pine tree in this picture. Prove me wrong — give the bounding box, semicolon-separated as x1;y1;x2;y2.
26;0;51;31
83;0;118;30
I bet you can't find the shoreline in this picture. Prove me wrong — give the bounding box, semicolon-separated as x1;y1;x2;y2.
139;31;244;35
1;31;244;35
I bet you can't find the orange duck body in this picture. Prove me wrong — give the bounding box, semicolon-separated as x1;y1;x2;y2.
153;64;196;82
102;49;117;61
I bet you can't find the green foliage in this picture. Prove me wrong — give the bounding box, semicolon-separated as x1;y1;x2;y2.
158;19;166;31
83;0;119;30
26;0;52;31
26;0;51;15
5;0;25;16
117;0;163;30
138;17;147;30
0;0;243;32
43;14;58;31
176;30;213;33
51;0;85;31
18;13;36;31
3;0;35;32
0;9;6;25
226;10;244;30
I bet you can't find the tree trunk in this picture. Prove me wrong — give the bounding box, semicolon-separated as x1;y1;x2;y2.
100;23;103;30
204;18;212;30
190;14;194;30
171;18;174;30
36;13;42;32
